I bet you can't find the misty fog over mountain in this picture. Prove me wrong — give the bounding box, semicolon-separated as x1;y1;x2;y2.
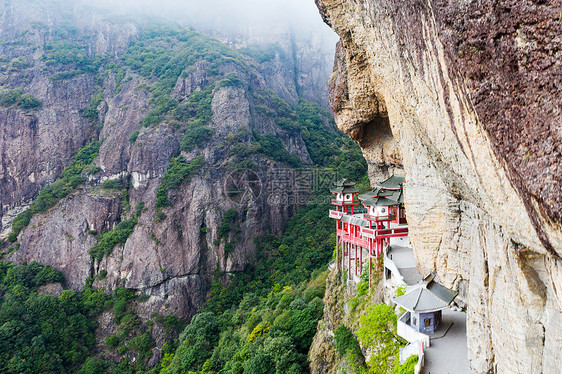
76;0;338;48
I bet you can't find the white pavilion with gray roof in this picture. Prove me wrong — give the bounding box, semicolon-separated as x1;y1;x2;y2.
393;273;458;334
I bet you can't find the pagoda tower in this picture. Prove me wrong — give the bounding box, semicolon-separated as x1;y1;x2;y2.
330;179;359;273
330;178;359;214
359;175;407;259
359;175;406;226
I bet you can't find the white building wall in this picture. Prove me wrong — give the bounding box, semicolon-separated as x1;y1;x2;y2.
376;206;388;216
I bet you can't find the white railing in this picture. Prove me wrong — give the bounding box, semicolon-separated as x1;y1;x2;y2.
400;341;419;362
383;247;406;287
329;210;344;219
415;349;424;374
397;312;430;348
399;340;425;373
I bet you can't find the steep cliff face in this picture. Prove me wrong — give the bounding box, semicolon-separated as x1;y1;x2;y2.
316;0;561;372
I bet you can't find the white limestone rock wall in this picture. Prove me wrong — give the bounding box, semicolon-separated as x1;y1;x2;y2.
316;0;562;372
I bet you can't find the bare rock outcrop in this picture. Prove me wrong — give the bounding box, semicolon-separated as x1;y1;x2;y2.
12;189;122;289
316;0;561;372
172;61;210;101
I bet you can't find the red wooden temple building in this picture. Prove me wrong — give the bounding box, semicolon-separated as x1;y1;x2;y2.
329;175;408;284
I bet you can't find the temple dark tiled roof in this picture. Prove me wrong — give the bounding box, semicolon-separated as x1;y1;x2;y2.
333;178;356;187
331;185;359;194
331;178;359;194
376;175;404;190
393;274;458;312
340;214;369;227
359;177;404;206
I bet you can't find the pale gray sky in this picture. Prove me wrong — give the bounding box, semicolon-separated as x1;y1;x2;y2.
81;0;332;34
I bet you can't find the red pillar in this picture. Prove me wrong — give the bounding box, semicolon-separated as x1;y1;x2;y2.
355;245;361;276
356;244;359;277
343;241;346;273
353;244;357;276
336;219;338;271
336;234;340;272
341;241;344;271
368;255;372;291
348;242;351;279
355;244;359;276
359;245;363;275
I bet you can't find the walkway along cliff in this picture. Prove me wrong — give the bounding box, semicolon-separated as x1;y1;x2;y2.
315;0;562;372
